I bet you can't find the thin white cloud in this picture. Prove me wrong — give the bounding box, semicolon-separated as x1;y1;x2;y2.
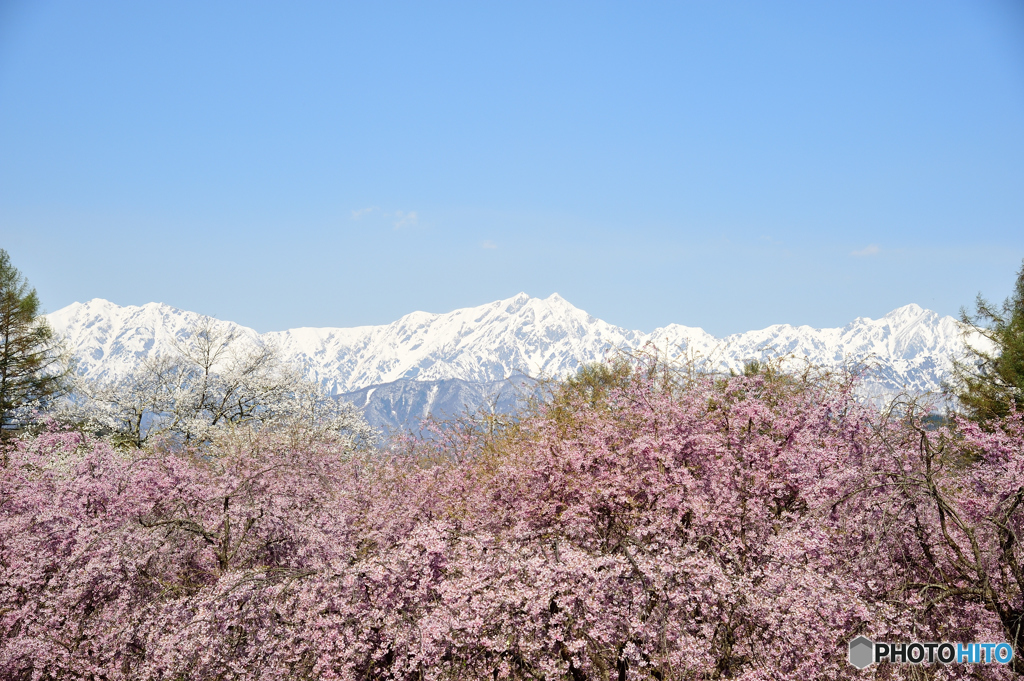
393;211;418;229
481;240;497;250
851;244;880;257
351;206;378;220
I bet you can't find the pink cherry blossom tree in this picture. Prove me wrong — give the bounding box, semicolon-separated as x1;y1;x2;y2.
2;361;1023;679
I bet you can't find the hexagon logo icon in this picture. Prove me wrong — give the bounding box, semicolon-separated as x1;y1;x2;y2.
849;636;874;669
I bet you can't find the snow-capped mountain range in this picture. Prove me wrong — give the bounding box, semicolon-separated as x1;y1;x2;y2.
47;293;970;400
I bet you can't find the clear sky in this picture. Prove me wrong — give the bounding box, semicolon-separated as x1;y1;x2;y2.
1;1;1022;336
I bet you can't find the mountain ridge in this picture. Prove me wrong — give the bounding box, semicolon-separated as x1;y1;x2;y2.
46;294;970;399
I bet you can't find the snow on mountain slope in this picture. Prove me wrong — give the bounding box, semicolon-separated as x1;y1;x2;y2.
339;376;541;433
46;299;262;380
47;294;971;397
648;304;966;395
264;293;643;393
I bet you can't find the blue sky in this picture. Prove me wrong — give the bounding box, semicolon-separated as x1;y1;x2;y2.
1;1;1022;336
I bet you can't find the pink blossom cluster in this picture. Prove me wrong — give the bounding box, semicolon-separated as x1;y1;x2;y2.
2;370;1022;679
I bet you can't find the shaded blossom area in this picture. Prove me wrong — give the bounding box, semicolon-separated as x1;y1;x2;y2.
2;365;1024;679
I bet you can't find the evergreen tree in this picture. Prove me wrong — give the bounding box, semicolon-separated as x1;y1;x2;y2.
949;258;1024;422
0;249;69;436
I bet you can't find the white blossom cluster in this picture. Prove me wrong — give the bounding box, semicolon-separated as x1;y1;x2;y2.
59;318;377;449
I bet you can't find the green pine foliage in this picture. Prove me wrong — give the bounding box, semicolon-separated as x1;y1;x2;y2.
949;259;1024;422
0;249;70;436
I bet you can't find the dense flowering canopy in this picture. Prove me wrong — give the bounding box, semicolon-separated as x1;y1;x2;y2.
2;365;1023;679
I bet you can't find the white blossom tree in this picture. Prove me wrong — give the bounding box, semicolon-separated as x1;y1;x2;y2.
65;318;376;449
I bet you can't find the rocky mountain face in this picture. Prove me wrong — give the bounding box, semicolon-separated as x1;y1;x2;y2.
47;294;971;428
339;376;541;433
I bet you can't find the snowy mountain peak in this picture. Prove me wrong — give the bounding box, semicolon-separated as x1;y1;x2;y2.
47;295;969;397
